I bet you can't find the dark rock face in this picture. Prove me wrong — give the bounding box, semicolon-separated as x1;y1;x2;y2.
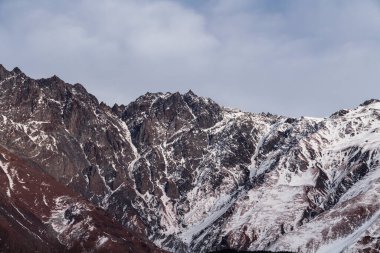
0;67;162;252
0;67;137;206
0;65;380;253
0;145;163;253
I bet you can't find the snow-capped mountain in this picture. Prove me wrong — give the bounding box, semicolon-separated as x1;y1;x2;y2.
0;64;379;252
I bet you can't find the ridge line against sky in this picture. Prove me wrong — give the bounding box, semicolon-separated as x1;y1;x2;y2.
1;0;380;117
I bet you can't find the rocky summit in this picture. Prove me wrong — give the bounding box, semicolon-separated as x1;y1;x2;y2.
0;64;379;253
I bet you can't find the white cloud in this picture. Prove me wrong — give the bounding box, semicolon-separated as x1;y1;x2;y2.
1;0;380;116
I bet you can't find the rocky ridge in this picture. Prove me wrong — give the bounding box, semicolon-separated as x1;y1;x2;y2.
0;64;379;252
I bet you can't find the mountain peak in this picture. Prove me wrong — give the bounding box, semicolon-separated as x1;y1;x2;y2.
49;74;63;82
12;66;23;75
360;98;380;107
0;64;10;80
185;89;197;97
73;83;88;93
0;64;7;72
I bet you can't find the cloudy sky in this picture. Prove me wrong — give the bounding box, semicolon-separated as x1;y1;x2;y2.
1;0;380;117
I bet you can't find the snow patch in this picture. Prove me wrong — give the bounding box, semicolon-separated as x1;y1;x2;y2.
0;159;14;197
96;235;109;248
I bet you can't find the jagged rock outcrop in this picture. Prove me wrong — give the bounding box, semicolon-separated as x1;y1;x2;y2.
0;64;379;252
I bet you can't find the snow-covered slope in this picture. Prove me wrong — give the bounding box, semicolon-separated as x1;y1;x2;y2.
0;64;379;252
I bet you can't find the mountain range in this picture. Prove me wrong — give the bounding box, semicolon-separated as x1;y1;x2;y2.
0;64;379;252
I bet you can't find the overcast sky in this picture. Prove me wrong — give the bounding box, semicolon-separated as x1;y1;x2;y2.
1;0;380;117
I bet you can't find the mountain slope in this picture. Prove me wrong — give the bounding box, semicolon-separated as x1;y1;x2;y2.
0;65;164;252
0;64;379;252
0;144;164;252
